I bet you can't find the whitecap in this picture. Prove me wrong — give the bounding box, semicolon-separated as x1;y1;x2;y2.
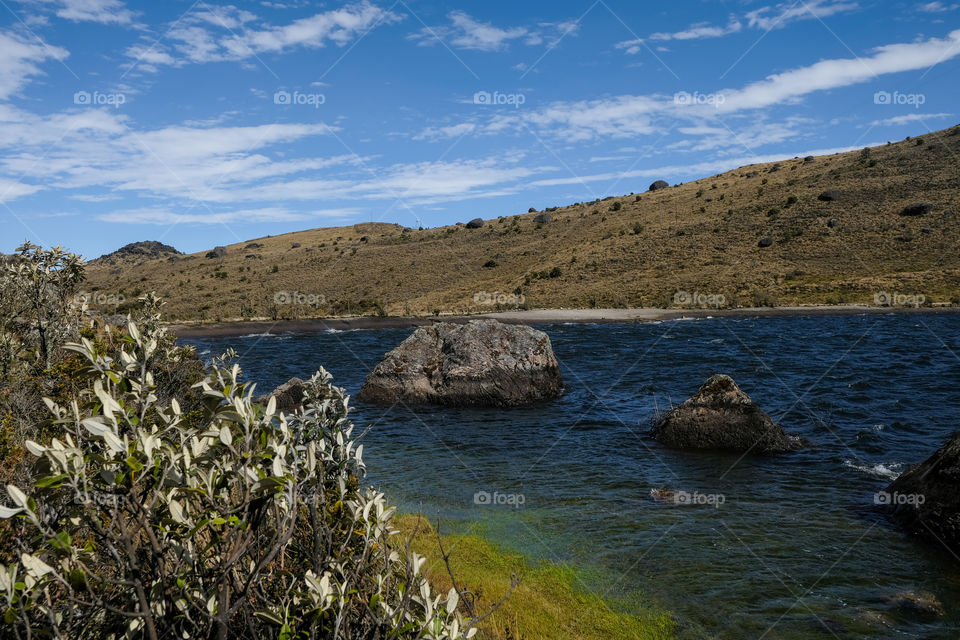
843;459;903;480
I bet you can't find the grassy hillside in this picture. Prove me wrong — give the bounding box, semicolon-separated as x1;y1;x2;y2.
85;124;960;322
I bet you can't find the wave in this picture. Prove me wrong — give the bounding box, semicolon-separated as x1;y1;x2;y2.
843;459;903;480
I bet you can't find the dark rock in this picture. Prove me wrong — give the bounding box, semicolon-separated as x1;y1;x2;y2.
769;163;782;172
818;190;843;202
758;236;774;248
402;227;413;233
883;432;960;549
245;242;264;249
528;207;537;213
649;180;670;191
245;254;261;260
602;234;612;240
650;374;805;454
900;202;935;216
110;267;122;275
356;319;563;407
827;218;838;228
745;172;759;178
360;235;370;242
291;242;301;248
260;378;308;413
94;241;181;264
465;218;485;229
804;156;815;163
534;213;552;224
205;246;227;259
886;591;945;619
921;227;933;234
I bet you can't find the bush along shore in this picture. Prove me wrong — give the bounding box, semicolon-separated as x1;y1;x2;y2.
0;242;676;638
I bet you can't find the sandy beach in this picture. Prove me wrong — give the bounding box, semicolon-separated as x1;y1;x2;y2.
167;304;959;338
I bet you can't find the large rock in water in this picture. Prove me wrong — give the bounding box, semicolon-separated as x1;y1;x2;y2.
356;319;563;407
260;378;308;413
651;374;804;454
883;432;960;549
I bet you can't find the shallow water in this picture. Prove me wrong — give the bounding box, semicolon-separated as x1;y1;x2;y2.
182;313;960;639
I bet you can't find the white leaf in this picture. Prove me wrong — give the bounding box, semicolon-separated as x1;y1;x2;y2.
21;553;54;579
81;418;107;437
24;440;46;456
0;506;23;518
266;395;276;416
102;429;125;454
219;426;232;447
6;485;27;508
446;587;459;613
169;500;186;524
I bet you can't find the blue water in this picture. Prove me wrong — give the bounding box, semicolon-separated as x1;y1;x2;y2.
181;314;960;639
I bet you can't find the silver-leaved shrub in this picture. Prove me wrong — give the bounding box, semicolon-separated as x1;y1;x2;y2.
0;315;473;639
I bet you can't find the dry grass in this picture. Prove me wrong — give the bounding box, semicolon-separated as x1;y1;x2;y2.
85;125;960;322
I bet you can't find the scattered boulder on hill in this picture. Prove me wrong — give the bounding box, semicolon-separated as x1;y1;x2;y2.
356;319;564;407
259;378;308;413
818;190;843;202
650;374;805;454
245;242;264;249
758;236;774;248
900;202;935;216
804;156;815;163
534;213;552;224
360;236;370;242
827;218;838;228
402;227;413;233
882;431;960;550
291;242;301;248
465;218;485;229
528;207;537;213
649;180;670;191
744;171;759;178
94;241;182;265
205;246;227;259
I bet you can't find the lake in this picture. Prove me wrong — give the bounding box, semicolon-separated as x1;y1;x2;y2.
181;313;960;639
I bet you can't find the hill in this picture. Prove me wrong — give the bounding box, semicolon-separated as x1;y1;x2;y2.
84;124;960;323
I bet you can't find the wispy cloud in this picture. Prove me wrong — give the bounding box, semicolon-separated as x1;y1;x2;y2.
868;112;954;126
126;1;402;70
409;10;578;52
617;0;858;53
916;1;958;12
24;0;137;26
0;30;69;100
97;207;352;225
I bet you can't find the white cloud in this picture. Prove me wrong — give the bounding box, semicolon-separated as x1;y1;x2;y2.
127;2;402;69
649;18;742;41
918;1;959;11
26;0;137;25
409;11;577;52
746;0;858;31
0;30;69;100
617;0;857;53
869;112;954;126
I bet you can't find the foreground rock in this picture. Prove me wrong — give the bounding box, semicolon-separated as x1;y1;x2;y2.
259;377;308;413
651;374;804;454
356;319;563;407
883;432;960;549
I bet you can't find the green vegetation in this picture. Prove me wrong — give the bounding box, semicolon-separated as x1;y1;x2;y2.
395;515;674;640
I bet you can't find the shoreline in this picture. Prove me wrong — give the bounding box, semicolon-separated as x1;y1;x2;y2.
167;304;959;338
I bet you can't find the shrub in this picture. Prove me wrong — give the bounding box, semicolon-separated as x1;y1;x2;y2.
610;202;622;212
0;318;476;639
482;260;498;268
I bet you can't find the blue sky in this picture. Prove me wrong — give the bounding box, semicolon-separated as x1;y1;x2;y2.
0;0;957;258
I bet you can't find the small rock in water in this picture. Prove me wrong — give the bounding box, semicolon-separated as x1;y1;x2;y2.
886;591;945;618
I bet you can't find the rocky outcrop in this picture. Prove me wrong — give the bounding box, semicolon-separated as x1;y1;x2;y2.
356;319;563;407
882;432;960;549
465;218;485;229
534;213;552;224
206;246;227;259
818;190;843;202
93;241;181;265
651;374;804;454
757;236;774;248
649;180;670;191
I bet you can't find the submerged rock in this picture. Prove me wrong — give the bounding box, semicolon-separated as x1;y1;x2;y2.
886;591;945;619
651;374;804;454
883;431;960;549
356;319;563;407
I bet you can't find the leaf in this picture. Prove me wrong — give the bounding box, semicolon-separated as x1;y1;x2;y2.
24;440;46;457
126;456;144;473
266;395;276;416
218;426;232;447
6;486;27;508
169;500;186;524
0;506;22;519
34;474;69;489
81;418;107;437
21;553;54;579
102;429;125;454
253;610;284;625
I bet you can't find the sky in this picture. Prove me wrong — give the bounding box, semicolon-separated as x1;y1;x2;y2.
0;0;957;258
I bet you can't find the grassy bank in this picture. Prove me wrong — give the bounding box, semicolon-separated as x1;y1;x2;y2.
393;515;675;640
